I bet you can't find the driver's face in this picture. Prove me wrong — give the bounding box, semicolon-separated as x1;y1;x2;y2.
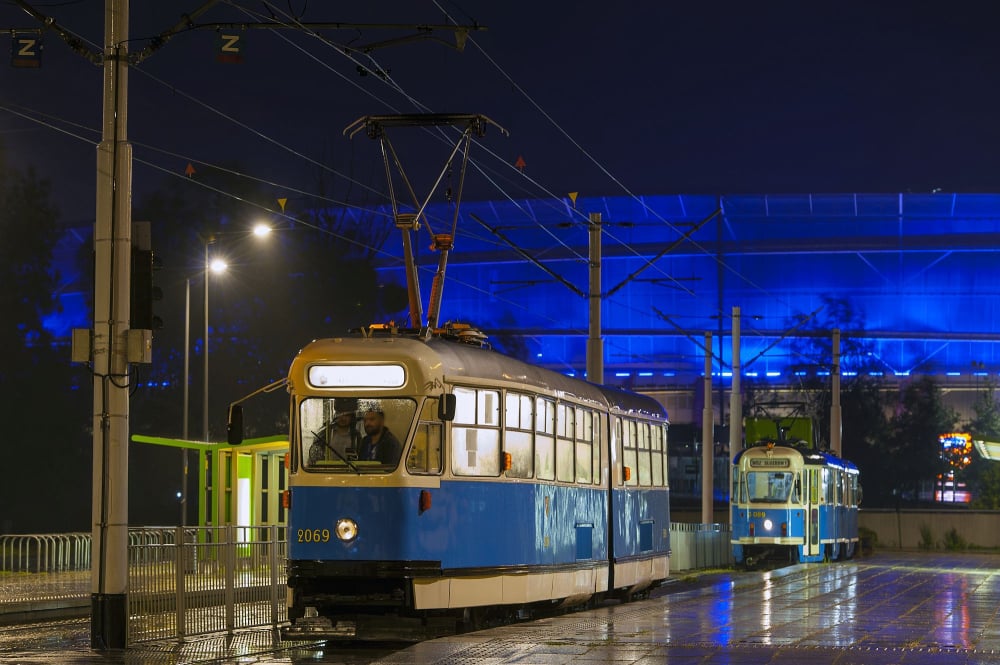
363;412;383;435
336;412;353;426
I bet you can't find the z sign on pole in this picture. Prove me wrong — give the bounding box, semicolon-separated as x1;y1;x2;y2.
11;33;42;68
217;34;244;64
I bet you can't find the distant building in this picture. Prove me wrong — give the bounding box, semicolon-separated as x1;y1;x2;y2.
51;192;1000;424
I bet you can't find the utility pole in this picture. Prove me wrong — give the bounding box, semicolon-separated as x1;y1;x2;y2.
729;306;741;464
586;212;603;385
831;329;842;457
91;0;131;649
701;332;714;523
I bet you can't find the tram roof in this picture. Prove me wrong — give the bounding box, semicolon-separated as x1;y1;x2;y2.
295;333;668;421
734;444;857;472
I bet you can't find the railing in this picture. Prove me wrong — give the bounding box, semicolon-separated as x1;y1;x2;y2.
0;532;91;573
126;524;287;643
1;522;730;643
669;522;733;571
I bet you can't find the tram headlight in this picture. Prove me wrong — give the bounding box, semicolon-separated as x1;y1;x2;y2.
763;519;773;531
335;518;358;542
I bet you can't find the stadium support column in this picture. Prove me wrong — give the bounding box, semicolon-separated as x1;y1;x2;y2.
586;212;604;384
702;332;714;523
91;0;131;650
729;306;741;464
831;329;842;457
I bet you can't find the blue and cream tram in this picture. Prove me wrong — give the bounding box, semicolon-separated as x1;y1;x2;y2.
267;325;670;640
731;443;860;568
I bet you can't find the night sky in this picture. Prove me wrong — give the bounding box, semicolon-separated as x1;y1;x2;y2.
2;1;1000;226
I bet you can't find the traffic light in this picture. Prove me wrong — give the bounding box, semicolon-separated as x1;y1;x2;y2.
130;248;162;330
130;221;163;331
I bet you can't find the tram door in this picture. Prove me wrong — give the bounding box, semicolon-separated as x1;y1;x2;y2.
805;468;821;558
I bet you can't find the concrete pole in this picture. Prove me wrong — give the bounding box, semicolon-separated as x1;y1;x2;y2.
831;328;842;457
91;0;131;649
701;332;714;523
729;306;741;464
586;212;604;385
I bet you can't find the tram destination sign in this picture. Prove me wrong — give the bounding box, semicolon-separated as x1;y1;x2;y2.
749;458;791;468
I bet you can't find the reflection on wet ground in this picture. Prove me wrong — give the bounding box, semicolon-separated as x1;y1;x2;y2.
3;551;1000;664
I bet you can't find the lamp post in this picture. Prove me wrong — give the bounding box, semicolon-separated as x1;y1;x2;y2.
180;223;273;525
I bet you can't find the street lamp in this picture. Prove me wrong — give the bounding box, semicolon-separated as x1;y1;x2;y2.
180;225;270;525
180;245;226;526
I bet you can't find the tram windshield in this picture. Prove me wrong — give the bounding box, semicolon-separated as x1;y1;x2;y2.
746;471;798;503
300;396;416;472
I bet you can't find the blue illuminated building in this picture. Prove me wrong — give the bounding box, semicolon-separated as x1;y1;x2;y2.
362;193;1000;388
46;192;1000;421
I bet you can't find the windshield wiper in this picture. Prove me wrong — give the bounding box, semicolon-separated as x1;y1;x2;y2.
311;430;361;474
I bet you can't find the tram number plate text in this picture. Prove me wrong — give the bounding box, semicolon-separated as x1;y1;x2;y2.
750;511;767;518
297;528;331;543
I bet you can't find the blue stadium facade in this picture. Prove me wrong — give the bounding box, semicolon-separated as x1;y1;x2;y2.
358;192;1000;390
48;192;1000;420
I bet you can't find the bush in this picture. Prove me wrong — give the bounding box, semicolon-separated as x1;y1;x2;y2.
918;524;934;550
942;527;968;551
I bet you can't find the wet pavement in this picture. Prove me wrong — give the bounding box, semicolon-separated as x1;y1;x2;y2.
3;551;1000;664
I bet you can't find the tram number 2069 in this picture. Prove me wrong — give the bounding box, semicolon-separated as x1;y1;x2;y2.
297;528;331;543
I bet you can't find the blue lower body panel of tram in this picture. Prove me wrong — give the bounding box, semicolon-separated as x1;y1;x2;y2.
289;480;608;569
732;506;815;565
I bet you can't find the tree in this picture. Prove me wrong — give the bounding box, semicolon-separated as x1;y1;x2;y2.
962;380;1000;508
885;376;957;503
836;375;892;505
0;143;91;533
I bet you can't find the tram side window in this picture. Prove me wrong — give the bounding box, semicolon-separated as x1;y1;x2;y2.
591;412;602;484
622;419;638;487
504;392;534;478
535;397;555;481
452;386;500;477
407;398;443;475
822;468;834;504
732;468;744;503
651;423;664;486
636;422;652;486
555;403;575;482
575;408;593;484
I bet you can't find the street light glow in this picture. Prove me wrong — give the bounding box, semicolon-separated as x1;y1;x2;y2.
253;222;272;237
209;258;228;274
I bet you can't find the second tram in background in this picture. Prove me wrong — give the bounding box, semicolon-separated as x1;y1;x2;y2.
231;323;671;640
730;417;861;568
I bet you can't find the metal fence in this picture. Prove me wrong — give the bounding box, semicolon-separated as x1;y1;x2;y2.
126;524;287;643
0;522;729;643
669;522;733;571
0;532;92;572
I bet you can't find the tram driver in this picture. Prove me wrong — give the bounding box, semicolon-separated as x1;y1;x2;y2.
360;408;402;465
308;407;362;464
